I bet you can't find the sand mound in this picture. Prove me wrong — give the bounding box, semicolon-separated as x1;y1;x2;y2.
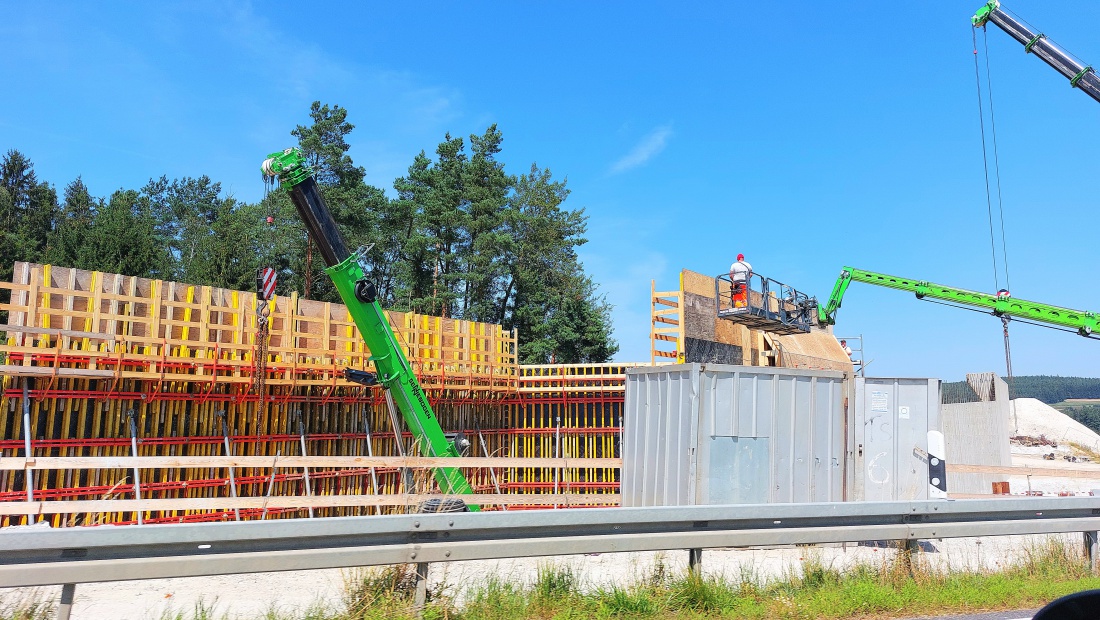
1011;398;1100;451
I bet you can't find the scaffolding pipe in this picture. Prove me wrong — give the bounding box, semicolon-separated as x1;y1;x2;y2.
21;381;34;509
296;413;315;519
361;414;382;515
126;410;143;525
218;412;241;522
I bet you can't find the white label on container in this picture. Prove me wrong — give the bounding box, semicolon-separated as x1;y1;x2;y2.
871;391;888;413
899;406;910;419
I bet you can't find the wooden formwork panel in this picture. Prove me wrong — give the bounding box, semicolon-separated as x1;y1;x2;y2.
0;263;518;392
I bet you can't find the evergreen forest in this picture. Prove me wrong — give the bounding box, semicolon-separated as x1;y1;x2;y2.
1005;375;1100;403
0;102;618;364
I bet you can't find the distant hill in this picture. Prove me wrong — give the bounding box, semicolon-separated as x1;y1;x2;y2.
942;375;1100;404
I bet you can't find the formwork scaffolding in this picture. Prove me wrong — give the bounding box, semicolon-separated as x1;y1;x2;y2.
0;263;628;526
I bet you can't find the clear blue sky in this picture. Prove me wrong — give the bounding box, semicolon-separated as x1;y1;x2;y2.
2;1;1097;380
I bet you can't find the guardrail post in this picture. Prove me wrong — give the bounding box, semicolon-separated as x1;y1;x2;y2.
688;548;703;576
1085;531;1098;573
896;539;920;576
414;561;430;617
57;583;75;620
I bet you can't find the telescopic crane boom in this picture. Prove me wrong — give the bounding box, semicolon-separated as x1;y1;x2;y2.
972;1;1100;104
818;266;1100;338
261;147;479;510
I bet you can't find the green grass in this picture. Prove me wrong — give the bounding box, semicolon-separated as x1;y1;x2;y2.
0;590;52;620
156;598;226;620
334;539;1100;619
6;538;1099;620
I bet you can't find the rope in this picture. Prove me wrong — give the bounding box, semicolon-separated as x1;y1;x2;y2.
983;28;1012;292
973;28;1001;291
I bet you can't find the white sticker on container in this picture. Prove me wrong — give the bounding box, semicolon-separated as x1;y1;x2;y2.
899;405;910;419
871;391;888;413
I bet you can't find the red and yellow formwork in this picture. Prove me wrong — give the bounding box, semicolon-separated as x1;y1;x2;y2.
0;263;627;526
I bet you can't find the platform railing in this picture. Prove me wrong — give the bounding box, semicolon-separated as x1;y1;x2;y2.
714;273;815;334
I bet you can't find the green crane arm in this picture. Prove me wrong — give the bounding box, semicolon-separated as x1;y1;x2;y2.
818;266;1100;338
262;148;479;509
972;1;1100;104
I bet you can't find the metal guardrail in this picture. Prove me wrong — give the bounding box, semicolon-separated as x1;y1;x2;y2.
2;498;1099;588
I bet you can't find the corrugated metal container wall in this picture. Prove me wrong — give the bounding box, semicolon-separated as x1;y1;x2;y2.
622;365;699;506
623;364;846;507
853;377;941;502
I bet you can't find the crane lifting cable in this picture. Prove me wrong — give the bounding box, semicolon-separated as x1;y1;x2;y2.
973;20;1015;380
979;28;1012;294
971;27;1005;293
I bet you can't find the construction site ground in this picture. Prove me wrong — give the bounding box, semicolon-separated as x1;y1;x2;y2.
1005;398;1100;495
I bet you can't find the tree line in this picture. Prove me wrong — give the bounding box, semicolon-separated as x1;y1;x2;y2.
1063;405;1100;436
942;375;1100;405
0;102;618;364
1005;376;1100;404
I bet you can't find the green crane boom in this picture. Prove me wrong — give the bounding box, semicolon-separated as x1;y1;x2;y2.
818;267;1099;338
261;147;479;510
972;1;1100;104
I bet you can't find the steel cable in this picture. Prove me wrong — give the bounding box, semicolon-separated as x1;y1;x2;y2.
983;28;1012;292
973;27;1001;292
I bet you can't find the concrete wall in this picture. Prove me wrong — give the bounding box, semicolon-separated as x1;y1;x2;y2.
941;373;1013;495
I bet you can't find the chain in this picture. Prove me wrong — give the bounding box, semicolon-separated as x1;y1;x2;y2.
253;301;270;401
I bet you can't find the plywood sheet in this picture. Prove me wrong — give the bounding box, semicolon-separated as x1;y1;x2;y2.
773;329;854;372
714;315;743;347
681;269;719;297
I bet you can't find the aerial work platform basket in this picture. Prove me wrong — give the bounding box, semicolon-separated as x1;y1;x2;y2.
715;272;816;335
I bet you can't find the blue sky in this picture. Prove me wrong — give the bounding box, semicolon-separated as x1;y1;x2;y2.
2;1;1097;380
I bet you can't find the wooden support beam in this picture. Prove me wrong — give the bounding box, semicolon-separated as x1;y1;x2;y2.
947;463;1100;479
0;456;623;470
0;493;624;515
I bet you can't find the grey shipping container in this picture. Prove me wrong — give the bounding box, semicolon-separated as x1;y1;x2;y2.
622;363;846;507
